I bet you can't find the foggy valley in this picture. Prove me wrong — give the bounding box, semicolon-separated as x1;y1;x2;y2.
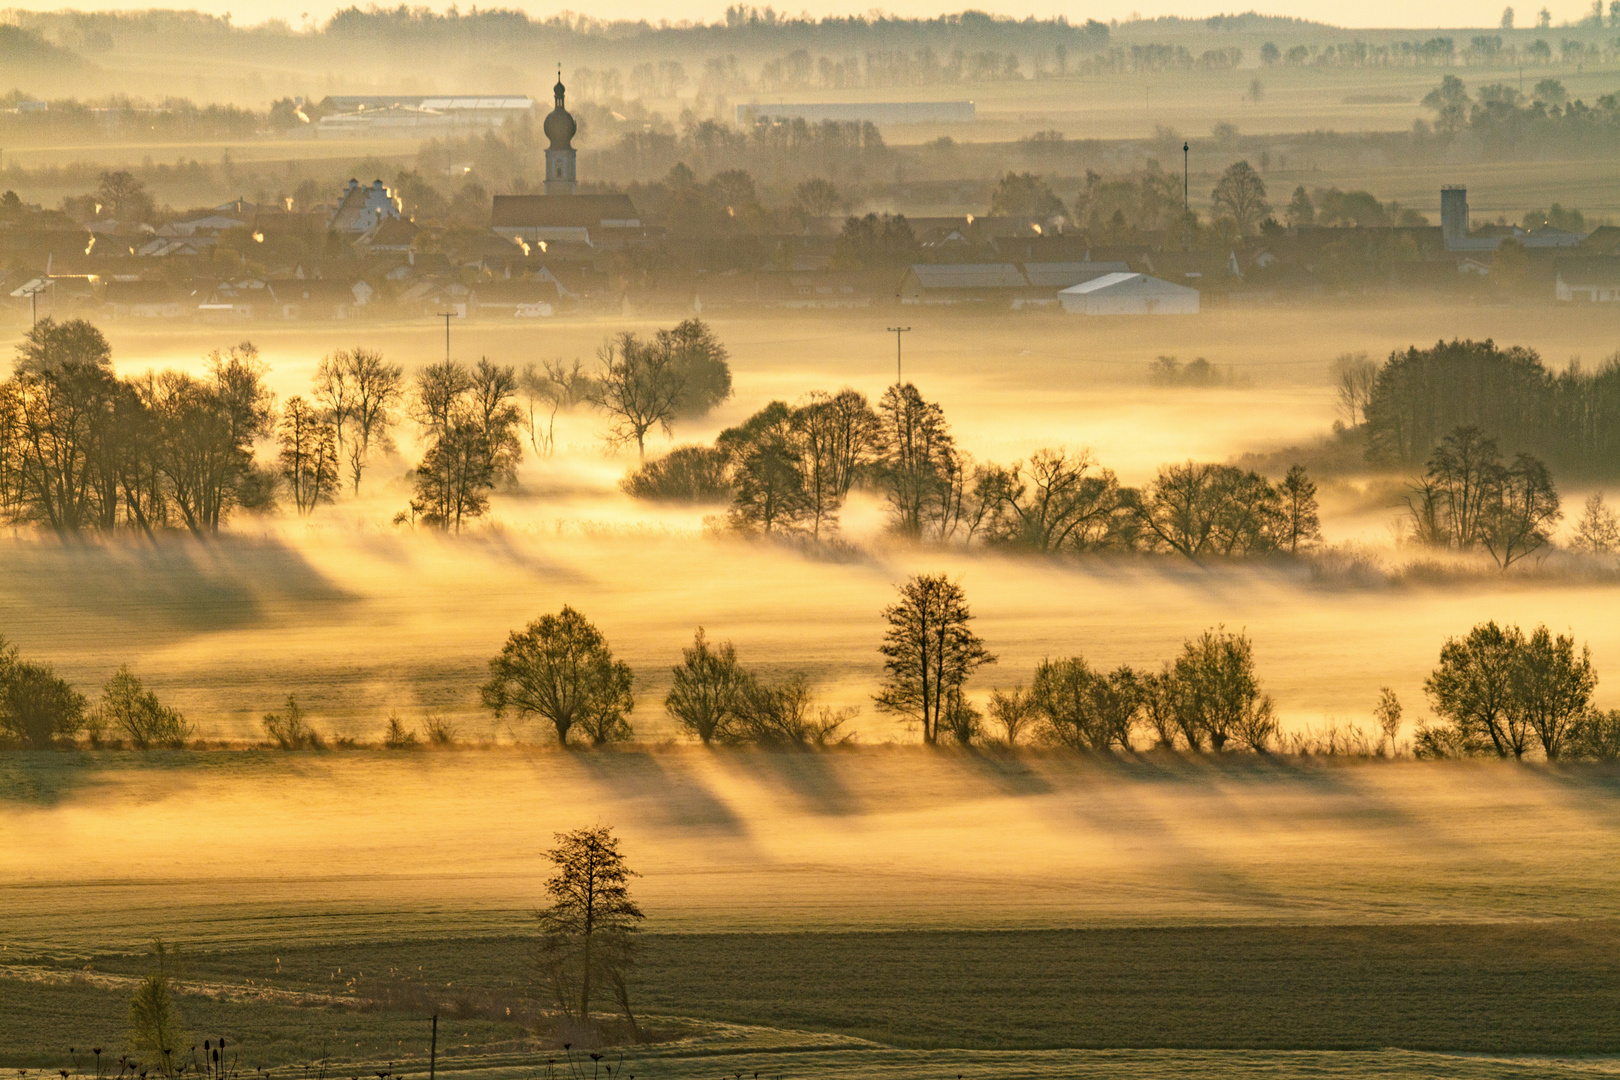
2;4;1620;1078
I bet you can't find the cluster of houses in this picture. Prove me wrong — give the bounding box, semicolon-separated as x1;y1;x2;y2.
0;77;1613;325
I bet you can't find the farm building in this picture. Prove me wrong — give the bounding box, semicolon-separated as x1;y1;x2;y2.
1059;272;1199;315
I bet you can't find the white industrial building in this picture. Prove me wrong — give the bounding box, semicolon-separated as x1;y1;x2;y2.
1059;272;1199;315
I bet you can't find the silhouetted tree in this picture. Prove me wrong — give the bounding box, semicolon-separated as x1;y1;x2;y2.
973;447;1124;552
792;388;881;537
666;628;749;744
988;171;1068;219
276;396;339;515
875;573;994;744
535;826;645;1033
1170;627;1275;751
482;607;635;746
592;332;683;458
1425;620;1527;758
659;318;733;419
877;383;964;538
1278;465;1322;553
1211;160;1270;234
1512;625;1595;760
101;666;190;749
315;347;403;495
1030;657;1139;750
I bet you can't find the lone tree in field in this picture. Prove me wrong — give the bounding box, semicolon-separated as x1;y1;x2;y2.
1210;160;1270;235
482;607;635;745
535;826;645;1035
874;574;994;744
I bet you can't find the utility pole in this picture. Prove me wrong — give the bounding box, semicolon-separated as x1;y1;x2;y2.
1182;141;1191;252
429;1014;437;1080
886;325;910;384
436;311;455;362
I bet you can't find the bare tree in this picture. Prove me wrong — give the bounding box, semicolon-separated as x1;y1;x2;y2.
973;447;1124;552
519;358;589;457
276;396;338;515
874;573;995;744
987;686;1034;747
317;347;403;496
792;389;881;537
1210;160;1270;234
1570;492;1620;554
591;332;683;458
534;826;645;1033
1330;352;1378;427
877;383;959;538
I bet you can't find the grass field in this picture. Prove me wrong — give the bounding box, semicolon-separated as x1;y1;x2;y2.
7;925;1620;1067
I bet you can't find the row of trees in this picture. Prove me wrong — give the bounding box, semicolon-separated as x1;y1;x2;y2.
626;381;1323;559
0;316;734;534
0;321;275;533
1359;339;1620;480
1403;426;1563;568
1419;620;1618;760
0;636;187;749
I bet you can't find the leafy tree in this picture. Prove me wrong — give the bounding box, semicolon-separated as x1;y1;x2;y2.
988;171;1068;219
101;666;190;749
732;673;853;747
1210;160;1270;235
128;939;186;1073
1425;620;1527;758
792;388;881;537
1285;185;1314;226
276;397;339;515
470;358;525;485
831;212;918;270
1481;452;1560;569
621;445;732;502
1511;625;1595;760
658;318;733;419
874;573;995;744
403;359;516;530
1134;463;1281;558
1277;465;1322;553
482;606;635;746
794;177;842;216
0;642;85;748
665;628;750;744
723;401;813;534
1421;74;1470;136
96;169;153;222
1030;657;1138;751
1374;686;1403;754
535;826;645;1032
591;331;683;458
1170;627;1275;751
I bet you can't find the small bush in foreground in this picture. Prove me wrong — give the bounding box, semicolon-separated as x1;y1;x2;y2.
100;666;191;749
262;695;322;749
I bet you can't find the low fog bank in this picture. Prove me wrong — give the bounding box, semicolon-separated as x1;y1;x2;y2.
4;749;1620;951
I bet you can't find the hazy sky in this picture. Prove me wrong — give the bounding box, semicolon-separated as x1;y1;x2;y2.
2;2;1586;30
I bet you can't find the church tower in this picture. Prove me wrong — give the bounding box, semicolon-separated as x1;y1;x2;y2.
543;68;577;195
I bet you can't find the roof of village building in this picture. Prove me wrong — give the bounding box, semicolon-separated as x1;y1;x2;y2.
491;193;641;230
1554;257;1620;286
328;179;402;234
906;263;1027;289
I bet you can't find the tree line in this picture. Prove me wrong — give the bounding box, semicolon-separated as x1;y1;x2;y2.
0;316;732;534
1359;338;1620;481
626;380;1323;558
7;581;1617;761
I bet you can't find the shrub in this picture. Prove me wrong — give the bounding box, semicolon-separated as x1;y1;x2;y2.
100;666;190;749
262;695;322;749
0;650;86;749
666;628;750;744
384;715;419;748
987;686;1034;747
424;716;457;745
621;445;732;501
733;674;853;747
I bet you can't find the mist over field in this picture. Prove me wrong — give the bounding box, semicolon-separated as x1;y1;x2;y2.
6;3;1620;1074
